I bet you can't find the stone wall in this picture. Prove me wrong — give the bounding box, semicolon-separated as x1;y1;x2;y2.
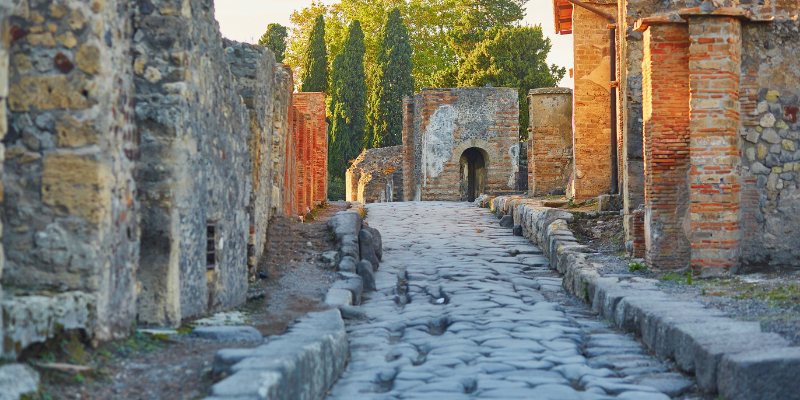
402;88;519;201
0;0;328;359
133;0;251;325
572;3;615;200
346;146;403;204
527;88;573;197
738;20;800;269
2;0;139;353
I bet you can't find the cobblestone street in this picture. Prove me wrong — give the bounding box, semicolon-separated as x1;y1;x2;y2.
328;202;694;400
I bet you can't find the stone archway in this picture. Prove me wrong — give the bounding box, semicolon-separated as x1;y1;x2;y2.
459;147;488;202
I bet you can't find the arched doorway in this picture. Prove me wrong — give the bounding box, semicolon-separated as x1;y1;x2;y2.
459;147;487;202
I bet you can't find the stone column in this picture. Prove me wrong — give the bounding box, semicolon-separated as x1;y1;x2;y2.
686;16;743;275
527;88;573;197
641;23;692;269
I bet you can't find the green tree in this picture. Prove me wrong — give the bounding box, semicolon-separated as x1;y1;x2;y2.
458;26;566;138
328;21;367;198
300;15;329;92
449;0;528;57
258;23;288;63
367;8;414;148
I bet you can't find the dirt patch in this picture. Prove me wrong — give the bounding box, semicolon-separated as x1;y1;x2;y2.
27;203;345;399
568;212;625;254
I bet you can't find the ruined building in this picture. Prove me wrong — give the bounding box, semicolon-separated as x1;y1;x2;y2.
0;0;328;359
346;87;521;203
548;0;800;274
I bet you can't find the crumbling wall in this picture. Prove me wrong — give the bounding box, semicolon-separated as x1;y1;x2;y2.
402;88;519;201
527;88;573;197
224;40;277;270
346;146;403;203
133;0;250;326
738;19;800;269
2;0;139;353
272;66;293;217
0;0;11;351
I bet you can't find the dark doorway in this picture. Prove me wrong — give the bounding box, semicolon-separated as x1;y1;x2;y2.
460;147;487;202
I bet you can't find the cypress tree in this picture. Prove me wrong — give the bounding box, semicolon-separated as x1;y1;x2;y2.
367;8;414;148
300;15;328;93
328;21;367;192
258;23;288;63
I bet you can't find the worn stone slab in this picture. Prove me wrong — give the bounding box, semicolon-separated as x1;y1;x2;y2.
0;364;39;400
193;326;263;342
208;310;348;400
325;288;353;307
718;347;800;400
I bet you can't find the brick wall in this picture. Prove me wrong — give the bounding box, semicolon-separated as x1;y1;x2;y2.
572;5;615;200
272;66;294;217
527;88;573;197
291;92;328;215
404;88;519;201
641;23;691;270
686;16;742;275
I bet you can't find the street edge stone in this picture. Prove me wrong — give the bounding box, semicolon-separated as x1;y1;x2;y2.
485;195;800;398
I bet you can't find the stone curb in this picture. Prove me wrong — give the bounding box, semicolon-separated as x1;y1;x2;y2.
206;309;349;400
485;196;800;400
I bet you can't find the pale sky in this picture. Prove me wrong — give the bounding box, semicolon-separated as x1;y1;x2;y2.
215;0;574;88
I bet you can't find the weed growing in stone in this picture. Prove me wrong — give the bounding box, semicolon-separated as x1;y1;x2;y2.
628;262;648;273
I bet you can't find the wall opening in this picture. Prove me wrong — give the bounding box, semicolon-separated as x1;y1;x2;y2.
459;147;487;202
206;222;217;270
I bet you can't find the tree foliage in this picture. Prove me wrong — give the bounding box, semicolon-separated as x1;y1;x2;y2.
300;15;328;92
328;21;367;187
367;8;414;148
458;26;566;138
258;23;288;63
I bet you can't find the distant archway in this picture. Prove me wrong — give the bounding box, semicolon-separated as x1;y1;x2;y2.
459;147;487;202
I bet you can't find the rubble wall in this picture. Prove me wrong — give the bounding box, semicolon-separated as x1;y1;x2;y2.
224;40;277;269
346;146;403;203
738;19;800;269
133;0;250;326
2;0;139;348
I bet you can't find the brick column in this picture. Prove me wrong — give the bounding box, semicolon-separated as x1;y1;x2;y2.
528;88;573;197
642;23;691;269
571;5;615;200
401;97;415;201
686;16;743;274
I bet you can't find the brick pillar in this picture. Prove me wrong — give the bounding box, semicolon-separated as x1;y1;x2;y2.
571;5;614;200
687;16;743;274
642;23;691;269
401;97;415;201
528;88;573;197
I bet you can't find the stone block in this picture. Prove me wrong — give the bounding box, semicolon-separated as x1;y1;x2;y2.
193;326;263;343
0;364;39;400
324;288;353;307
41;153;110;223
718;347;800;400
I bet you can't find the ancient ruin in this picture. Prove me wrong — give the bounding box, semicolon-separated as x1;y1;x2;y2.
542;0;800;275
0;0;328;358
402;88;521;202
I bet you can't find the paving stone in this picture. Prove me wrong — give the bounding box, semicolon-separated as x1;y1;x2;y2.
193;326;263;342
326;203;695;399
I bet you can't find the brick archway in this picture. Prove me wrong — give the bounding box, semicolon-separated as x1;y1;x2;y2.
459;147;488;201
